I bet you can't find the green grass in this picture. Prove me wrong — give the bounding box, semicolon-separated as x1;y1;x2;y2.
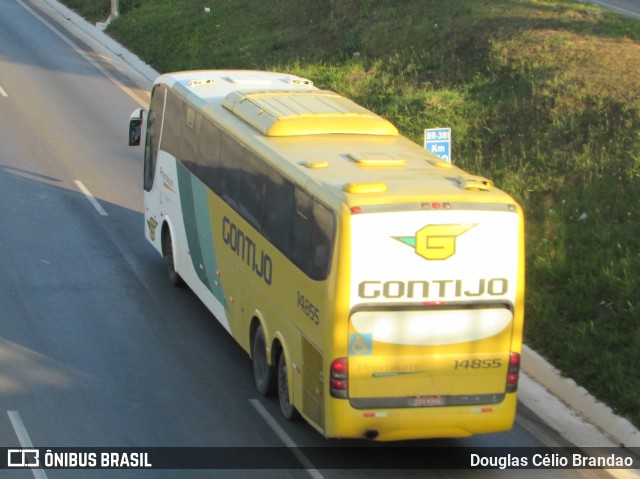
67;0;640;428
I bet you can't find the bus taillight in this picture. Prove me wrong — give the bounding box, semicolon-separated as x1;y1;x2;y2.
506;352;520;393
330;358;348;399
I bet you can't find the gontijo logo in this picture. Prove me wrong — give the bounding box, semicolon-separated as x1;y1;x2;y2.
394;224;477;260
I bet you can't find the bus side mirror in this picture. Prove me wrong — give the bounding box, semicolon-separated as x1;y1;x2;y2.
128;108;147;146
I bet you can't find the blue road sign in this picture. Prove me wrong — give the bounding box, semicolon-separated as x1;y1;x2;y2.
424;127;451;163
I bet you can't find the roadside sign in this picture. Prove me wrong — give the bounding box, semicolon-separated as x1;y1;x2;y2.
424;127;451;163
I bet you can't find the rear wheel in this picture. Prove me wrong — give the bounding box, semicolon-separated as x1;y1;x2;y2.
252;326;276;397
162;230;183;287
277;352;298;420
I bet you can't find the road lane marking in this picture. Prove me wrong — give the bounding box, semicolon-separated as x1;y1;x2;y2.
15;0;148;107
0;85;7;97
7;411;49;479
74;180;108;216
249;399;324;479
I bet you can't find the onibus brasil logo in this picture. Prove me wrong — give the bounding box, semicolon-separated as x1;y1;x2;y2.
393;224;477;260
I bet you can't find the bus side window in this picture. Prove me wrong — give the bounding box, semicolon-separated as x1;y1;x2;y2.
197;118;221;191
179;104;200;174
239;150;267;230
218;134;243;209
162;91;182;161
143;85;166;192
291;188;313;273
263;169;293;255
310;201;335;279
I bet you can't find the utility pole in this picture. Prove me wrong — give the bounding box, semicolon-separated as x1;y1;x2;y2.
110;0;120;19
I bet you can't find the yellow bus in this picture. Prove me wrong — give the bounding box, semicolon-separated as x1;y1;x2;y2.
129;70;525;441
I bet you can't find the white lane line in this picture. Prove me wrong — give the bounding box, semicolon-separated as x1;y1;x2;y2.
74;180;108;216
0;85;7;97
249;399;324;479
15;0;148;107
7;411;49;479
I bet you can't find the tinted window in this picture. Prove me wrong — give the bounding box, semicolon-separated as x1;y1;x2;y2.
239;150;267;229
197;118;221;191
162;91;182;160
143;85;166;191
218;134;243;208
179;105;200;173
263;168;294;254
309;201;335;279
290;188;313;271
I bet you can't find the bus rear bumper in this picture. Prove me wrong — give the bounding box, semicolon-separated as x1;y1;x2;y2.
324;393;518;441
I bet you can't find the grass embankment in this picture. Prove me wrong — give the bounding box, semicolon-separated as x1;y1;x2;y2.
65;0;640;428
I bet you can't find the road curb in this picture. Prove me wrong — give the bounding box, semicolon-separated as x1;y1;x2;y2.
32;0;159;89
521;345;640;448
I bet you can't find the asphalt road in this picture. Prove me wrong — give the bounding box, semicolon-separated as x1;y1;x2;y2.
586;0;640;19
0;1;622;478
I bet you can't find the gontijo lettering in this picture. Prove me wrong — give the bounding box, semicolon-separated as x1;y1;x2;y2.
358;278;509;299
222;216;272;285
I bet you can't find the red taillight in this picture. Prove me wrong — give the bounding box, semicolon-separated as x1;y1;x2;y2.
421;202;451;210
506;352;520;393
330;358;348;399
509;352;521;368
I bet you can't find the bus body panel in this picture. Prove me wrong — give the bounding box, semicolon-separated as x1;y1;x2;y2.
325;393;518;441
322;206;524;439
147;146;332;430
346;208;521;401
146;152;233;333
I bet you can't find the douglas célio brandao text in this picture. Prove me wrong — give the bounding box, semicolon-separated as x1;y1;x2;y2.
470;452;634;469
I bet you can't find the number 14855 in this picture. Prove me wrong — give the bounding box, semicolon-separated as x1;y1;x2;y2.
454;359;502;369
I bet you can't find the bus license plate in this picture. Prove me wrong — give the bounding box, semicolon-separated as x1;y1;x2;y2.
409;395;445;407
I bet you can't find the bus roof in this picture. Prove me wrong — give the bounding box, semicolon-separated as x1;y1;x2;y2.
156;70;516;211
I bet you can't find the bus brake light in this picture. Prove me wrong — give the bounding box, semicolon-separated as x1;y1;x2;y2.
330;358;348;399
506;352;520;393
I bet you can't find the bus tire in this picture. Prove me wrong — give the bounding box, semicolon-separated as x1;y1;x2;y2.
277;352;298;420
162;229;183;287
252;325;276;397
